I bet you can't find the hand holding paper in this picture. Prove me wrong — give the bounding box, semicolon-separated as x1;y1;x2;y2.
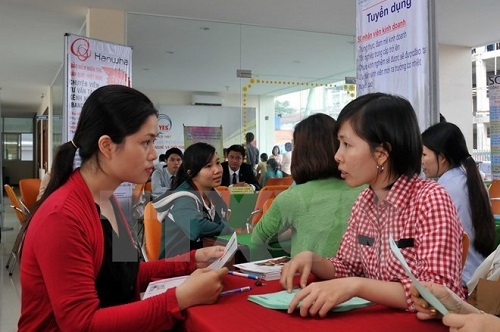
389;236;449;315
208;232;238;270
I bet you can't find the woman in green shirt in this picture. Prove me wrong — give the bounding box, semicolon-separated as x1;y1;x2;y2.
251;113;365;257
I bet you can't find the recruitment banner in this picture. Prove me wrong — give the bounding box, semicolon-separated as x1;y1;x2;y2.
63;33;132;142
489;75;500;179
63;34;134;222
356;0;430;129
183;126;224;159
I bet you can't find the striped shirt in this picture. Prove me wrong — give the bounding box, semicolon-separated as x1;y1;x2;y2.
328;175;465;310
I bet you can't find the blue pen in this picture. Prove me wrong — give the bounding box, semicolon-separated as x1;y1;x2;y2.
220;286;252;296
228;270;260;280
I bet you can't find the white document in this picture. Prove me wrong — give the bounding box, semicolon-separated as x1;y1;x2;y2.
389;236;448;315
143;232;238;300
143;275;188;299
208;231;238;270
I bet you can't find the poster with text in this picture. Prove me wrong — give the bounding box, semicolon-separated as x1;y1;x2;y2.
489;75;500;179
156;105;256;157
356;0;430;130
63;34;134;222
64;34;132;142
184;126;224;159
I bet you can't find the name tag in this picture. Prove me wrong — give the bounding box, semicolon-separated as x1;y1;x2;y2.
396;238;414;248
358;235;374;246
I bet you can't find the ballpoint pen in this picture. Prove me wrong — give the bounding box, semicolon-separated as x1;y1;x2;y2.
220;286;252;296
228;270;260;280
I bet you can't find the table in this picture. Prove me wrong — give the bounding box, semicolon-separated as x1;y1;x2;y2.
228;192;258;229
182;275;447;332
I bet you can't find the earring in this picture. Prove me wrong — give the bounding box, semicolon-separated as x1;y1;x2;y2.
377;164;384;173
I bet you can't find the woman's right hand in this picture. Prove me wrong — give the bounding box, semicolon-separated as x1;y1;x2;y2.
176;267;228;310
410;282;477;320
280;251;315;292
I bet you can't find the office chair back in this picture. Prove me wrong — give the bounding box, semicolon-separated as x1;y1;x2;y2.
19;178;41;213
4;184;30;276
251;185;289;226
462;231;470;268
489;179;500;215
264;177;294;187
215;186;231;207
143;202;162;261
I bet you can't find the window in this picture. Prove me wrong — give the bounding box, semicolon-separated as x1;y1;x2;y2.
3;133;33;161
2;117;34;161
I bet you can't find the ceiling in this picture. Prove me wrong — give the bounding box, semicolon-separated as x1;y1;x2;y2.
1;0;500;117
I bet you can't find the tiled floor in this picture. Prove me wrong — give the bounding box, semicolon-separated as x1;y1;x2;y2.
1;190;22;332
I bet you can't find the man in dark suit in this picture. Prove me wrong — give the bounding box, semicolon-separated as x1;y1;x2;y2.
221;144;261;191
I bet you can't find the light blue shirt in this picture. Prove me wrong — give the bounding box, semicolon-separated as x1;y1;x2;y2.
151;168;174;199
439;167;485;283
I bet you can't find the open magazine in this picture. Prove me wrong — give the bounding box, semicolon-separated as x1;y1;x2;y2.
233;256;290;281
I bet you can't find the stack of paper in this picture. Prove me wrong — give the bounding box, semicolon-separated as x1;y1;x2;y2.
233;256;290;281
248;288;372;312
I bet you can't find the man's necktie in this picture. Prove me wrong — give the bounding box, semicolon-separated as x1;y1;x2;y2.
170;175;175;188
232;172;237;185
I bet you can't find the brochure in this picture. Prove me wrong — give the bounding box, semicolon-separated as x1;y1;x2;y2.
248;288;372;312
233;256;290;281
142;232;238;299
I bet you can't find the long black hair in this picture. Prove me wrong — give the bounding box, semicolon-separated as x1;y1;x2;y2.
422;122;495;257
35;85;158;213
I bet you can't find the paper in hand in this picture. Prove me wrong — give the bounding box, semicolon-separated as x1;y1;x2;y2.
208;231;238;270
389;236;448;315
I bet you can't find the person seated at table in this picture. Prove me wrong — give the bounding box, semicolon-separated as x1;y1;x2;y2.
421;122;496;284
151;147;183;199
154;142;234;259
18;85;229;331
410;282;500;332
280;92;465;317
251;113;365;258
260;158;283;187
221;144;261;191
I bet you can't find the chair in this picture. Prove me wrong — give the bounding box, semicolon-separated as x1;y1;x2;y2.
489;179;500;215
264;177;294;187
249;185;289;226
461;231;470;268
144;181;153;201
4;184;29;276
19;178;41;212
262;197;275;215
142;202;162;261
215;185;231;207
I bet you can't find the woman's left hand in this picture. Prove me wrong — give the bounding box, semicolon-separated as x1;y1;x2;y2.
194;246;225;268
288;278;358;318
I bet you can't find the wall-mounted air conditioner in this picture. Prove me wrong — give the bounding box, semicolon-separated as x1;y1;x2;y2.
191;94;224;106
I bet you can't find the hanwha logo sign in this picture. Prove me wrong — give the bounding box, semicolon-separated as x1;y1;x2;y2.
158;114;173;134
71;38;91;61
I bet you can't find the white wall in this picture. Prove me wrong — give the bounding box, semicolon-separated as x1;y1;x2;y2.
438;44;473;149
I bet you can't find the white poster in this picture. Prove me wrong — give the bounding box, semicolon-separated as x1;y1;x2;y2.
63;33;132;142
489;75;500;179
356;0;430;129
156;105;256;155
63;34;134;221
